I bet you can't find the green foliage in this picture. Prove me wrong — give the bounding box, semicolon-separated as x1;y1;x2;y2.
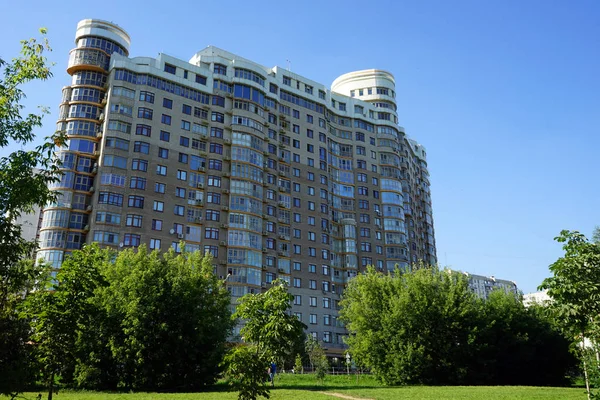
293;354;303;374
340;265;481;385
225;280;305;399
25;244;111;397
0;28;62;398
223;345;270;400
340;265;575;386
234;280;306;363
540;230;600;398
25;244;233;393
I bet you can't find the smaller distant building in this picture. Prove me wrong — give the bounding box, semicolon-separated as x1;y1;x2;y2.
522;290;550;307
447;269;519;300
14;205;43;243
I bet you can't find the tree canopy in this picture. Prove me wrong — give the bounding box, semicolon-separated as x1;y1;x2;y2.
341;265;575;386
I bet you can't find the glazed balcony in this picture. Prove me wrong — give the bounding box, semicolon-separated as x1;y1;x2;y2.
67;48;110;74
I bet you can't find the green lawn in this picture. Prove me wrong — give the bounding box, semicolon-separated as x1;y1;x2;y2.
21;373;586;400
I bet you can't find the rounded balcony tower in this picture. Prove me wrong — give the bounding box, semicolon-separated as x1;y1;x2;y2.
38;20;130;269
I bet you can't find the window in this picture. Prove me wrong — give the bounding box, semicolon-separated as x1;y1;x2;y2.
293;278;301;288
293;295;302;305
153;200;164;212
175;187;186;198
293;262;301;271
211;112;224;123
195;74;206;85
178;153;188;164
98;192;123;206
152;219;163;231
160;130;170;142
139;91;154;103
149;238;161;249
309;314;317;324
133;141;149;154
129;176;146;189
161;114;171;125
205;227;219;239
181;120;191;131
174;205;185;216
182;104;192;115
123;233;141;247
163;98;173;109
131;159;148;172
156;165;167;176
309;280;317;289
135;124;151;137
126;214;143;228
180;136;190;147
214;64;227;75
164;63;176;74
155;183;165;193
158;148;169;158
309;296;317;307
177;170;187;181
128;195;144;208
283;76;291;86
138;107;153;120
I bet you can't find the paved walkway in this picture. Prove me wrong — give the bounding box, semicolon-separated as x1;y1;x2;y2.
317;391;374;400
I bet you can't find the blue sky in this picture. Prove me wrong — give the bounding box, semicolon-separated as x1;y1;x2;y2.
2;0;598;293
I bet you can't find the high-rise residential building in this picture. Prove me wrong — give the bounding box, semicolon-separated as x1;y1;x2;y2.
448;269;519;300
38;19;436;351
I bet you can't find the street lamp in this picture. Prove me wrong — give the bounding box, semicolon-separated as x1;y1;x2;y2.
345;352;351;375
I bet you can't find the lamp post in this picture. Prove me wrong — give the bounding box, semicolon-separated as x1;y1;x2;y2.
345;352;351;375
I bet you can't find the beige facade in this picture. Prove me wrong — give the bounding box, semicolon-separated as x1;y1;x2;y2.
38;19;437;353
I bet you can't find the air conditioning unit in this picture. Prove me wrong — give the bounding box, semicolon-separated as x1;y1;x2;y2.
279;234;286;240
198;167;205;172
278;268;286;273
222;206;229;211
278;201;286;207
262;265;268;270
261;282;267;288
219;241;226;246
177;233;184;239
262;248;268;253
86;205;92;211
225;139;232;145
98;113;105;121
88;186;95;193
224;156;231;161
96;132;103;138
93;151;100;156
224;173;231;177
197;183;204;189
221;224;229;229
195;200;204;206
83;225;90;231
262;231;268;236
194;216;202;222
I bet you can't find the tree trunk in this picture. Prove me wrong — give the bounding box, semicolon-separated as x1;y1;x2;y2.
582;333;591;400
47;371;54;400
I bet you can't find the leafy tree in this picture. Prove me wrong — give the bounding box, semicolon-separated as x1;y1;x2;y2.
305;338;329;383
340;265;481;385
0;29;62;398
87;245;233;391
25;244;111;400
293;354;303;374
474;290;576;385
225;280;306;399
540;230;600;399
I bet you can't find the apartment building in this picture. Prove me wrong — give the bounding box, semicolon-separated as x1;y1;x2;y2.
448;269;519;300
38;19;436;352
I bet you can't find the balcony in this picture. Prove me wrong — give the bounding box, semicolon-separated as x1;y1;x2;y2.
67;48;110;74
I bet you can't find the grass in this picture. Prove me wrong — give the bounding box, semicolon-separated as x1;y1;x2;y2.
20;373;587;400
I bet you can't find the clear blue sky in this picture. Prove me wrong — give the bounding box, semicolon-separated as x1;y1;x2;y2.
2;0;599;293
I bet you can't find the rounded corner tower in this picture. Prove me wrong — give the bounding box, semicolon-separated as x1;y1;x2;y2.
38;19;131;269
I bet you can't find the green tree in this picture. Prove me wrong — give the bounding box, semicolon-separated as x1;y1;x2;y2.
540;230;600;399
25;244;111;400
0;29;62;398
293;353;303;374
340;265;481;385
88;245;233;391
305;337;328;383
474;290;576;385
225;280;306;399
